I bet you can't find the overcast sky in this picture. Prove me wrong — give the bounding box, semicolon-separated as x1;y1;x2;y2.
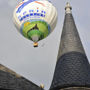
0;0;90;90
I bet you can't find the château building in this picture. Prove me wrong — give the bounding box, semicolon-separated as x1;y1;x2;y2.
0;3;90;90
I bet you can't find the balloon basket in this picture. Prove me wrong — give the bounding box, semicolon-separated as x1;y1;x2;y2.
33;42;38;47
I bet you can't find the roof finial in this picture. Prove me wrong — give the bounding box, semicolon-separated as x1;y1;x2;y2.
65;2;72;14
40;84;44;89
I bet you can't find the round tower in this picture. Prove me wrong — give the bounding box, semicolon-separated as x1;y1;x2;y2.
50;3;90;90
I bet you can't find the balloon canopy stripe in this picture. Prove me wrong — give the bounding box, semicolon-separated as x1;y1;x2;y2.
16;0;44;13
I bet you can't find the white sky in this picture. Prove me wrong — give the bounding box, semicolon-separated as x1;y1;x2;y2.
0;0;90;90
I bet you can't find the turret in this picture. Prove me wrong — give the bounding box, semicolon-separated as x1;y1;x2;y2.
50;3;90;90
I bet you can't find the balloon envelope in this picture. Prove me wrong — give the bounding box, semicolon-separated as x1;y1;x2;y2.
13;0;57;43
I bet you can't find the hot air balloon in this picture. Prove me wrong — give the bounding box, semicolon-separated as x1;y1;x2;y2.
13;0;57;47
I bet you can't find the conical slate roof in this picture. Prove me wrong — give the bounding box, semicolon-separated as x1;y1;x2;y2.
0;64;44;90
50;3;90;90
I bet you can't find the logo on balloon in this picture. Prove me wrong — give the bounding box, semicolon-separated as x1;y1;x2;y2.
18;9;46;22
